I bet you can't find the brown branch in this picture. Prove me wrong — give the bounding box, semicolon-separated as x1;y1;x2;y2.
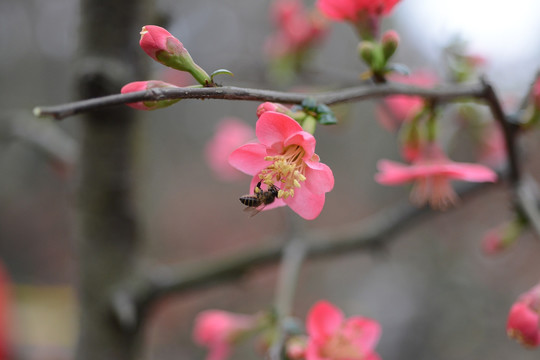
33;82;485;120
111;180;496;331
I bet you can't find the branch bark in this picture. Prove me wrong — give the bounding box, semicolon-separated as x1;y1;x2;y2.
112;180;496;331
34;82;485;120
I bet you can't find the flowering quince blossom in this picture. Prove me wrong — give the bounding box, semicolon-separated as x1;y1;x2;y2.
266;0;328;58
375;143;497;210
205;118;255;181
193;310;257;360
0;262;11;360
306;301;381;360
477;122;506;168
229;111;334;220
121;80;180;110
317;0;400;22
317;0;400;38
376;71;437;131
507;283;540;347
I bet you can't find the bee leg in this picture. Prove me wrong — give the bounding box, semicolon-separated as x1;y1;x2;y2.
254;181;263;193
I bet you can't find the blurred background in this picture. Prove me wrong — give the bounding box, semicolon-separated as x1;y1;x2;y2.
1;0;540;359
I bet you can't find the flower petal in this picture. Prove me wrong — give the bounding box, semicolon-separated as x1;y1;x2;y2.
229;143;270;175
284;185;326;220
284;131;316;159
307;301;344;339
374;159;420;185
442;163;497;182
304;159;334;194
256;112;304;148
344;317;381;354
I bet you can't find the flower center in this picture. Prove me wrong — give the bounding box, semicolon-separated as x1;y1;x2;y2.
259;145;307;199
320;332;362;360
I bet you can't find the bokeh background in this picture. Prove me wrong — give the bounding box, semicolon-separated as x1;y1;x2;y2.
1;0;540;359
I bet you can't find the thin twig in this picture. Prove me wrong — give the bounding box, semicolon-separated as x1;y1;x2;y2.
269;236;307;360
34;82;485;120
480;77;521;185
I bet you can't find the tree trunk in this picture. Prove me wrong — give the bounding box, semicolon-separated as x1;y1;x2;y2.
75;0;153;359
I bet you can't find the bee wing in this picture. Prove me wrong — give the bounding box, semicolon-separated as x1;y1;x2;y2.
243;204;266;217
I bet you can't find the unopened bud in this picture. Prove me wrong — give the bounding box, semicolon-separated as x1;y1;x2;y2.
256;102;291;118
381;30;400;61
121;80;180;110
139;25;211;86
358;41;376;67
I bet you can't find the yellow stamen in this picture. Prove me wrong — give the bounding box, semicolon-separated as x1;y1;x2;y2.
259;145;307;199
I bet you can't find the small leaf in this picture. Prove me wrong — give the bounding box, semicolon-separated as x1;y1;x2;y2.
385;63;411;76
301;98;317;112
318;112;338;125
210;68;234;81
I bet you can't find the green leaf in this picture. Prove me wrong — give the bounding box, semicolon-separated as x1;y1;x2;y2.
318;112;338;125
210;68;234;81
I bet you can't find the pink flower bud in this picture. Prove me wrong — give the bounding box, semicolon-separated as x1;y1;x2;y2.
121;80;180;110
507;284;540;348
256;102;291;118
193;310;256;360
285;336;307;360
481;220;522;255
381;29;400;60
139;25;211;86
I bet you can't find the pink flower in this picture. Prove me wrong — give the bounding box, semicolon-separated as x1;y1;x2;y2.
229;112;334;220
376;71;437;131
532;78;540;110
507;283;540;347
121;80;180;110
317;0;400;37
0;263;11;360
193;310;256;360
139;25;211;85
317;0;400;22
205;118;255;181
477;122;506;168
266;0;328;58
306;301;381;360
375;143;497;209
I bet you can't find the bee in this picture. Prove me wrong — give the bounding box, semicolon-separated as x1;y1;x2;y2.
239;181;279;217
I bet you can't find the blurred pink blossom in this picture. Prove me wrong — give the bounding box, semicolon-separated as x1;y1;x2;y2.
477;122;506;168
507;283;540;348
376;71;437;130
375;143;497;209
532;77;540;110
0;263;11;360
306;300;381;360
229;111;334;220
205;118;255;181
317;0;400;22
266;0;328;59
120;80;180;110
193;310;256;360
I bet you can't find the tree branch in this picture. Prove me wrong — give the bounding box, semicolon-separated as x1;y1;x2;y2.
33;82;485;120
111;180;496;331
